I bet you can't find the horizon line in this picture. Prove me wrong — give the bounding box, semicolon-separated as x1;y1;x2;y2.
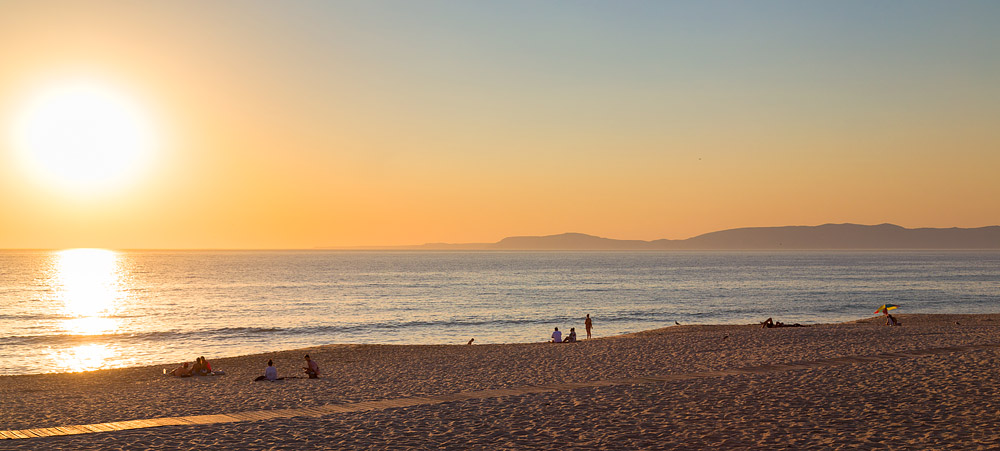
5;222;999;251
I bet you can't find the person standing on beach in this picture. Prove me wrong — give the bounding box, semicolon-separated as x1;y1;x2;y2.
551;327;562;343
585;314;593;339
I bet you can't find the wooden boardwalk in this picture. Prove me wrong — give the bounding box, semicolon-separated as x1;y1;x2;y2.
2;342;996;440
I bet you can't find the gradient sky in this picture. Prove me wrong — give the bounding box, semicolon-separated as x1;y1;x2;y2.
1;1;998;249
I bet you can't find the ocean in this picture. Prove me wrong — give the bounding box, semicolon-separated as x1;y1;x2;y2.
1;250;997;375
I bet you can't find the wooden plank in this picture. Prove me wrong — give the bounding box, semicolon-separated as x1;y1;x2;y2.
229;411;268;421
204;414;242;423
125;419;156;428
391;399;427;407
87;423;116;432
156;417;192;426
181;415;220;424
114;421;146;430
322;405;355;413
295;407;328;416
346;401;378;409
205;414;242;423
225;412;263;421
103;422;131;431
262;410;296;419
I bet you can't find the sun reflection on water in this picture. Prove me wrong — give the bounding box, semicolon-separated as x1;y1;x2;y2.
56;248;122;320
49;343;118;373
51;248;127;371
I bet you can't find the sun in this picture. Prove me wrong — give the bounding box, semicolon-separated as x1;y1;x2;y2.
13;80;157;192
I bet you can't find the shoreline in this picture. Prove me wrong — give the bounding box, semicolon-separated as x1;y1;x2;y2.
3;312;998;380
3;313;999;448
6;311;987;378
0;317;837;378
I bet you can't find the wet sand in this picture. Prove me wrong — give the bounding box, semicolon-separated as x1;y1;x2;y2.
2;314;999;449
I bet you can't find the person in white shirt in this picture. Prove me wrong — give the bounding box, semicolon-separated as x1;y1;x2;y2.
255;359;283;381
551;327;562;343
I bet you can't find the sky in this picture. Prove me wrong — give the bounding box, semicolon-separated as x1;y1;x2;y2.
1;1;998;249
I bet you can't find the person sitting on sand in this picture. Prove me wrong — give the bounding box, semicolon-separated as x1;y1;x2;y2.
886;313;900;326
303;354;320;379
193;356;213;376
191;357;205;376
254;359;283;381
564;327;577;343
551;327;562;343
170;362;193;377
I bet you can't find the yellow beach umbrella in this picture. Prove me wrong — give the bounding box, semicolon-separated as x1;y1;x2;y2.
874;304;899;315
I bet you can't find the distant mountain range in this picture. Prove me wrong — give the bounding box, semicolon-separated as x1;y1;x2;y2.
358;224;1000;250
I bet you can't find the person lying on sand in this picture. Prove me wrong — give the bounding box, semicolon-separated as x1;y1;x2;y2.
170;362;193;377
761;318;807;328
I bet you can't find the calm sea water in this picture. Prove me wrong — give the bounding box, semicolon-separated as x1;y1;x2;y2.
1;250;997;375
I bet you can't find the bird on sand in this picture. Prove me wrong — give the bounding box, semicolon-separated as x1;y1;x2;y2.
674;321;680;326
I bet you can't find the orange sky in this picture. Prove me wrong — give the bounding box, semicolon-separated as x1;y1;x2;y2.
2;1;999;249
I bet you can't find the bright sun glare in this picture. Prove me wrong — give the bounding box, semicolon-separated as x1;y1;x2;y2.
56;248;122;320
13;80;156;192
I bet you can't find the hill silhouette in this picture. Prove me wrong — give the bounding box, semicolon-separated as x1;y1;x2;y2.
393;224;1000;250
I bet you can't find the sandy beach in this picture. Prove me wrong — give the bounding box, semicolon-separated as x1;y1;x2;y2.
2;313;999;449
